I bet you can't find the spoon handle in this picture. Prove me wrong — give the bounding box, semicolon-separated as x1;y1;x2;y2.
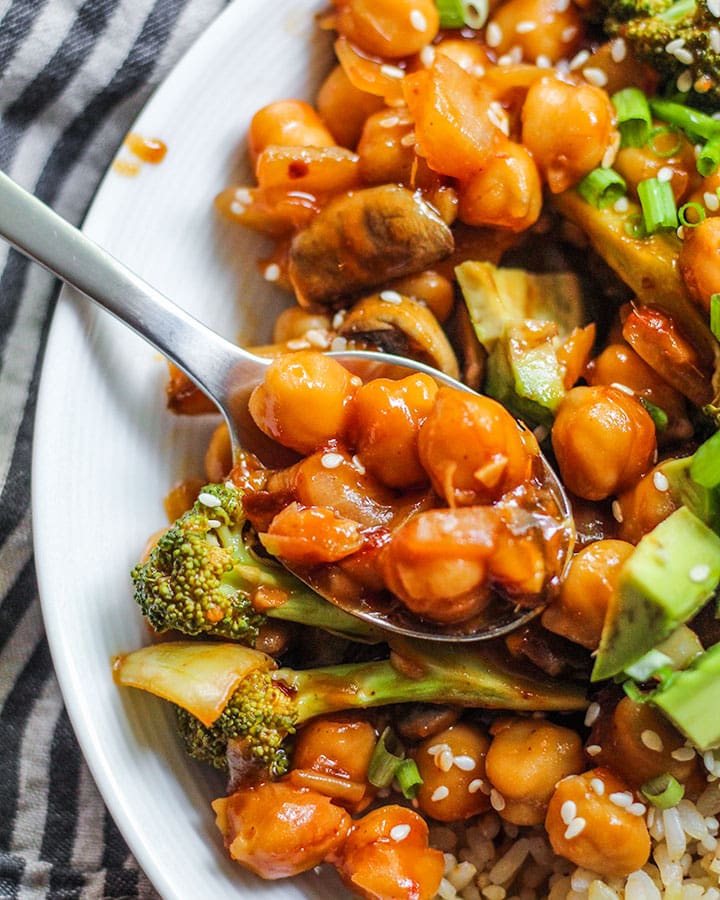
0;169;266;407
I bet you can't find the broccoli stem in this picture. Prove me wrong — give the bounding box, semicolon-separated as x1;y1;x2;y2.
284;637;588;723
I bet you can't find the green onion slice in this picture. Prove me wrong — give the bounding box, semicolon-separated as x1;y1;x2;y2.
577;167;627;209
641;773;684;809
368;727;404;788
698;134;720;178
435;0;488;28
690;429;720;489
678;202;705;227
613;88;652;148
648;126;683;159
395;758;423;799
711;293;720;341
649;98;720;143
637;176;677;233
624;212;646;238
639;397;669;431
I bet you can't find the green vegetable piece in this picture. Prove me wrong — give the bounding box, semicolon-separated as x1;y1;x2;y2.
690;429;720;490
592;507;720;681
624;624;704;681
368;727;404;788
698;135;720;178
641;773;684;808
639;397;668;431
660;454;720;534
612;88;652;148
395;758;423;799
434;0;488;27
711;293;720;341
649;99;720;144
649;642;720;750
577;167;627;208
637;176;677;233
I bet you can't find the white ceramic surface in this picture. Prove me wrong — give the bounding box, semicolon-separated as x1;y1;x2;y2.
32;1;352;896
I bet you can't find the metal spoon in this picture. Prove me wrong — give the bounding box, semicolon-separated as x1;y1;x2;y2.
0;169;574;641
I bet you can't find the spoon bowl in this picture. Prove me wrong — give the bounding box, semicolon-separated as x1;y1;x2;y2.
0;169;574;641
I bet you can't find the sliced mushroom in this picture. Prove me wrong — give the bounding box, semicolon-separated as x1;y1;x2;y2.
337;292;460;379
288;184;454;309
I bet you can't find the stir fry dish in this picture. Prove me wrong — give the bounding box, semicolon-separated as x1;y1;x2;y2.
113;0;720;897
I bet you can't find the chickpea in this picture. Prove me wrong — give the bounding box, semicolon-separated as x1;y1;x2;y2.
588;697;705;797
487;0;584;63
521;77;617;193
678;216;720;313
357;108;416;186
248;350;359;454
551;385;657;501
346;374;438;489
683;172;720;221
271;306;332;343
485;718;585;825
614;134;696;203
212;781;351;878
382;507;496;623
316;65;385;149
585;342;690;445
418;388;538;506
334;805;444;900
614;464;679;544
541;539;634;649
204;423;233;483
434;38;494;75
248;100;335;160
458;140;542;233
389;271;455;323
414;723;491;822
545;768;651;878
331;0;440;59
261;502;365;565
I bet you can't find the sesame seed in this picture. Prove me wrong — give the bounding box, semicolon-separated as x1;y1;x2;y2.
207;519;222;528
586;744;602;756
428;743;450;756
673;47;694;64
611;382;634;395
564;817;586;839
351;455;366;474
420;45;436;67
453;755;477;772
400;131;416;147
711;28;720;53
561;26;578;42
584;702;601;727
486;22;503;47
610;38;626;62
536;54;552;68
561;800;578;825
628;802;647;816
263;263;280;282
490;789;506;811
569;49;591;70
229;200;247;217
641;729;664;752
710;0;720;15
671;746;696;762
677;225;686;240
331;310;346;330
677;69;693;92
706;191;720;212
614;196;630;213
380;64;405;79
390;823;412;841
304;329;330;348
496;53;514;66
410;8;427;30
379;115;400;128
330;336;348;352
431;786;450;802
591;778;605;796
657;166;674;183
609;791;633;808
472;64;486;76
611;501;623;523
379;289;403;304
198;492;221;508
653;471;670;492
665;38;686;52
468;779;484;794
320;452;344;469
234;187;252;204
286;338;310;350
516;19;536;32
438;750;454;773
554;0;570;11
690;564;711;582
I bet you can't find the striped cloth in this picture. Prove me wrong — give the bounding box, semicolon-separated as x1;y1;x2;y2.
0;1;228;895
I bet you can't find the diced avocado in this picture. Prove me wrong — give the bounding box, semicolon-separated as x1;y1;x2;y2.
624;624;704;681
456;260;584;353
592;507;720;681
649;641;720;751
484;320;567;428
660;455;720;534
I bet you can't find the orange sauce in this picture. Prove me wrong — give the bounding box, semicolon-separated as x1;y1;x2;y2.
112;158;141;177
124;133;168;164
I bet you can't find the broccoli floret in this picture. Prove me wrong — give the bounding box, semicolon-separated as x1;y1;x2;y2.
603;0;720;106
118;638;588;779
132;482;380;645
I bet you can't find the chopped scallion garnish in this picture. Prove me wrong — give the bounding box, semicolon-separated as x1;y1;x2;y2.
577;167;627;209
678;202;705;227
624;212;646;239
711;293;720;341
637;176;677;233
368;727;424;799
649;99;720;143
639;397;669;432
641;773;684;809
690;429;720;489
434;0;488;28
698;135;720;178
648;126;683;159
395;758;423;799
612;88;652;148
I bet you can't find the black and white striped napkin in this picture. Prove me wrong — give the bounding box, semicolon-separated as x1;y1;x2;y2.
0;1;228;895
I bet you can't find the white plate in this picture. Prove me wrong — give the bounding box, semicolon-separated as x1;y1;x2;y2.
32;1;353;896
